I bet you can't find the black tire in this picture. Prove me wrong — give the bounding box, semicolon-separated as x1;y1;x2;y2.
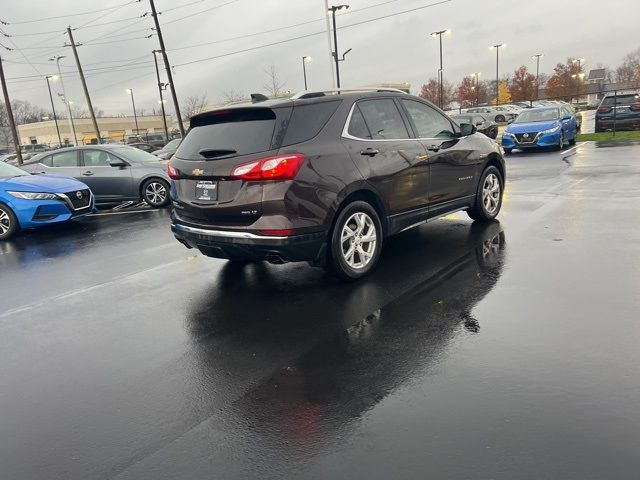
496;115;506;123
0;203;19;240
490;128;498;139
503;148;512;155
569;137;576;146
467;166;503;222
142;178;170;208
326;200;383;281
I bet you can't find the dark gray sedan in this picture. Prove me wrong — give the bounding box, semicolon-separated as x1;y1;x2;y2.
22;145;171;208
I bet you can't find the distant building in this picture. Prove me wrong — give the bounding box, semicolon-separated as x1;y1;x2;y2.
17;115;171;147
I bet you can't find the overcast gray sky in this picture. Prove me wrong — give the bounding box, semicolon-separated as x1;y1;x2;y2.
2;0;638;117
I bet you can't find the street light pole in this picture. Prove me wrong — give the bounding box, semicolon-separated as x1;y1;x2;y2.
532;53;543;100
50;56;77;146
490;44;505;105
45;75;62;146
328;5;349;89
152;50;170;141
430;29;450;109
302;56;312;90
126;89;140;136
471;72;481;106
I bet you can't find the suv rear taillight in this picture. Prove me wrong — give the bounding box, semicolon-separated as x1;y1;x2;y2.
630;103;640;111
167;165;181;179
231;154;305;181
597;105;611;113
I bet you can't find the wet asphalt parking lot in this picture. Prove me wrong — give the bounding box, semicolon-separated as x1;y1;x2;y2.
1;141;640;480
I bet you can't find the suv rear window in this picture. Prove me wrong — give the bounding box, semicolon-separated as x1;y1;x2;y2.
281;100;341;146
177;108;280;160
602;94;639;106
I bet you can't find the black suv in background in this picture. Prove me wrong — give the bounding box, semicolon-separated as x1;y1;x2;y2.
169;89;505;280
595;92;640;132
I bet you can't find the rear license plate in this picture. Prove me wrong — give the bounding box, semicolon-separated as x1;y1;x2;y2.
195;181;218;201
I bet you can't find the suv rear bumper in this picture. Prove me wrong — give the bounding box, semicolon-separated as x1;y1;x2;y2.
171;222;327;264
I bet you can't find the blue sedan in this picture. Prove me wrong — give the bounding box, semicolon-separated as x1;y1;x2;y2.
502;106;578;154
0;162;95;240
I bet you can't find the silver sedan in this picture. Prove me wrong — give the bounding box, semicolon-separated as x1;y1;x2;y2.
21;145;171;208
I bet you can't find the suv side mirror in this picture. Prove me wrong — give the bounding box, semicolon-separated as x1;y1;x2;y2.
459;123;476;136
109;158;127;167
562;115;572;121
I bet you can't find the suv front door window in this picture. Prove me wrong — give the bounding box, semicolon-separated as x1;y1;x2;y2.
400;99;479;207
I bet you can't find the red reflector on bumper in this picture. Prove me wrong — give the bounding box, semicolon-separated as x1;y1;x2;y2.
259;229;295;236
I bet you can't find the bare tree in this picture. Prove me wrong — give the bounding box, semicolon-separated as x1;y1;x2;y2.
262;64;286;97
222;89;245;103
181;94;209;121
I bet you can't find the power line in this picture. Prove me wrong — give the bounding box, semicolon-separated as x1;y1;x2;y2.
0;1;140;25
174;0;451;68
162;0;238;25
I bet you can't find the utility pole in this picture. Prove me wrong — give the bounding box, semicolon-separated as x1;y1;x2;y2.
0;56;23;165
45;75;63;146
66;27;101;143
152;51;169;141
50;56;77;146
149;0;185;136
490;44;505;105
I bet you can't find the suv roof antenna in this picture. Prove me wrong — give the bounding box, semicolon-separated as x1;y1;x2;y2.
250;93;269;103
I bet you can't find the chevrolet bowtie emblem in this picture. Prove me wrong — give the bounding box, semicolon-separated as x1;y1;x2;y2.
192;169;204;176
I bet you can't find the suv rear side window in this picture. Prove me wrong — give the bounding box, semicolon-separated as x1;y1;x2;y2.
282;100;341;146
177;109;279;160
356;99;409;140
347;105;372;139
401;99;455;138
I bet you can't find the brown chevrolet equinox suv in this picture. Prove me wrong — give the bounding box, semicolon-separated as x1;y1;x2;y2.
169;89;505;280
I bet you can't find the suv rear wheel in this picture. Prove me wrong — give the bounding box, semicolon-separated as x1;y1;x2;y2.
327;201;382;281
467;166;503;222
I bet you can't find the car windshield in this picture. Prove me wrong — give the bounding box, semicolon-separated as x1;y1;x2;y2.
514;108;559;123
0;162;28;178
111;147;161;163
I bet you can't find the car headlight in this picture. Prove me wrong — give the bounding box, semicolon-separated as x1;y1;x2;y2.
7;191;59;200
540;125;561;135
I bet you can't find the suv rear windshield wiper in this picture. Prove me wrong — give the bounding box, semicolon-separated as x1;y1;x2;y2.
198;148;238;159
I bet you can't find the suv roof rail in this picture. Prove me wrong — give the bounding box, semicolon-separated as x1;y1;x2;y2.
291;87;409;99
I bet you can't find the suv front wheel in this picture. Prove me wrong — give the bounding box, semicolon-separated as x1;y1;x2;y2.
467;166;503;222
327;201;383;281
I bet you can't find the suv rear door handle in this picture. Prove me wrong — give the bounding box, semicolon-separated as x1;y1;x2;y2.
360;148;379;157
83;171;94;176
426;144;441;152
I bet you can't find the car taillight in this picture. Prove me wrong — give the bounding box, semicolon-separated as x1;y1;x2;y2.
167;165;181;179
630;103;640;111
597;106;611;113
231;154;304;181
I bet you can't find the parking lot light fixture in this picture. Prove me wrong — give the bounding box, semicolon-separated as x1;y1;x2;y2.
49;55;77;146
302;56;312;90
532;53;543;100
490;44;506;105
431;29;450;109
328;4;350;88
